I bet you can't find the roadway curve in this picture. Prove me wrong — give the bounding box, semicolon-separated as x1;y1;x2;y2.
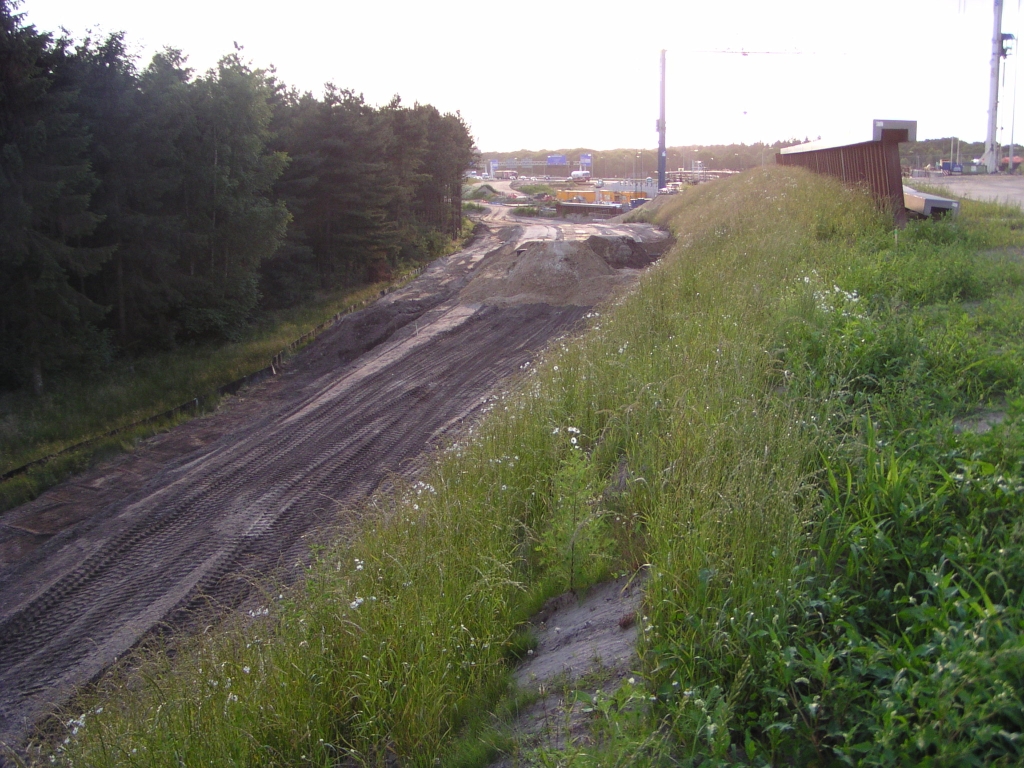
0;210;669;749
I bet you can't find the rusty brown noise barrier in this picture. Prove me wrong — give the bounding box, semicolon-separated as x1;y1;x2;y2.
0;284;404;485
776;127;911;228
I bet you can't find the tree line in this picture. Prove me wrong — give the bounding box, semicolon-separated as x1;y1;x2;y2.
479;142;807;179
899;138;987;170
0;1;475;394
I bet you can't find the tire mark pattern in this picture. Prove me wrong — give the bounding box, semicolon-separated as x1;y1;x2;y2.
0;301;588;746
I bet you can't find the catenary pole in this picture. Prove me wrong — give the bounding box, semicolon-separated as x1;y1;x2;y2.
983;0;1006;173
658;50;667;190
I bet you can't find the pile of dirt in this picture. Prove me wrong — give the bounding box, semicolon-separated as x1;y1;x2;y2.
584;234;663;268
460;237;657;307
466;184;499;200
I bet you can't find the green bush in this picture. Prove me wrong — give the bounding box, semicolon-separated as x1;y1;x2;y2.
511;205;539;217
517;184;555;196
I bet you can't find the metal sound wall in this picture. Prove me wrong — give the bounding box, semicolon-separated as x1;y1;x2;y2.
777;129;908;228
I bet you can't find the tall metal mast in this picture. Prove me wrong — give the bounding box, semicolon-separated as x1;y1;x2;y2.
657;50;667;190
983;0;1009;173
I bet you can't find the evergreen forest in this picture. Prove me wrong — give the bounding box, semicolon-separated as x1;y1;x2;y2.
0;0;475;395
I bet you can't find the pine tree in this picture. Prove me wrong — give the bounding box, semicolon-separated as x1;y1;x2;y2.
407;106;475;239
280;86;397;288
175;54;290;340
260;84;320;307
0;0;110;392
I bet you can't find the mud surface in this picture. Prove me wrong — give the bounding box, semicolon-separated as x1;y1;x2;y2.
0;209;668;749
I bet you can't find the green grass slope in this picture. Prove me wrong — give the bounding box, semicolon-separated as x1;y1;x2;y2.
41;167;1024;767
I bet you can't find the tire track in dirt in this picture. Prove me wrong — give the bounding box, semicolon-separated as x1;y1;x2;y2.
0;215;669;750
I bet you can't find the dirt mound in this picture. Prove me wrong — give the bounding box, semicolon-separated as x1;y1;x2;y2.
584;235;658;269
466;184;499;200
460;237;655;307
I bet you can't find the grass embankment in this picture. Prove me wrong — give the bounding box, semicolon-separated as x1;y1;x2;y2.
0;282;392;513
515;184;556;196
42;168;1024;766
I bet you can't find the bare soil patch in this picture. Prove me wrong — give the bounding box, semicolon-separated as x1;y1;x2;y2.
953;406;1008;435
488;574;646;766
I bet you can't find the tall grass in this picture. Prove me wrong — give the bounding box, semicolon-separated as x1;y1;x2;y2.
539;183;1024;763
48;167;1007;766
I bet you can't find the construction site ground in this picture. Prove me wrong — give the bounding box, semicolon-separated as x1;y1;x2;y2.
913;172;1024;209
0;203;670;750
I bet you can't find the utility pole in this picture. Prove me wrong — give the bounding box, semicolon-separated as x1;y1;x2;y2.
657;50;667;190
983;0;1014;173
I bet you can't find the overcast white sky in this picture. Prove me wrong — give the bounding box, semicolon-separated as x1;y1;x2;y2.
19;0;1024;152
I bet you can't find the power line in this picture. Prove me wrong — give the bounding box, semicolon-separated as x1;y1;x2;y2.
690;48;815;55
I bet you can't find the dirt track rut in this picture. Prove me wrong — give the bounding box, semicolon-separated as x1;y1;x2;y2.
0;211;668;749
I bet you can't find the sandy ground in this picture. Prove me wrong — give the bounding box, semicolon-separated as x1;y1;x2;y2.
0;208;670;751
486;575;647;766
910;173;1024;209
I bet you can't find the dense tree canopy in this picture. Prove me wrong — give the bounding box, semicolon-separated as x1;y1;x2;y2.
0;0;476;390
0;2;110;393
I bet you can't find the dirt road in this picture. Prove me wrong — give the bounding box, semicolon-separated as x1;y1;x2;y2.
0;210;669;749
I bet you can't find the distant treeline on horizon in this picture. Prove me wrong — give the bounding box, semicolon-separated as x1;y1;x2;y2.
0;0;475;394
478;143;804;176
481;137;1014;175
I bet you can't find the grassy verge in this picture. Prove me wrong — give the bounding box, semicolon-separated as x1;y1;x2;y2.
39;169;1024;767
516;184;556;196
